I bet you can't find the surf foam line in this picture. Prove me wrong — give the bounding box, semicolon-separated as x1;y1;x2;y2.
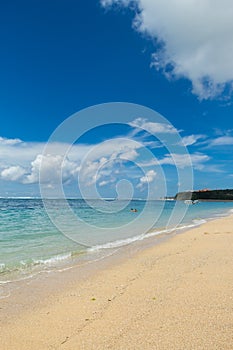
88;219;207;252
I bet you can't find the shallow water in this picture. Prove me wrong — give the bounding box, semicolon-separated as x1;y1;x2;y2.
0;198;233;288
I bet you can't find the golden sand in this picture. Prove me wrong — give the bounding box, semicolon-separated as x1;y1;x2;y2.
1;215;233;349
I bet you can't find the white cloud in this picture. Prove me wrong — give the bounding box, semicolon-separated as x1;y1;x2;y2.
1;166;26;182
0;134;213;191
159;153;210;169
0;136;22;146
181;134;205;147
208;136;233;146
25;154;80;184
119;149;138;160
102;0;233;100
101;0;131;5
98;178;116;187
129;117;178;134
137;169;156;188
99;180;109;187
84;138;141;162
0;154;81;185
78;138;143;186
0;136;144;188
80;157;109;186
137;159;158;167
0;137;88;185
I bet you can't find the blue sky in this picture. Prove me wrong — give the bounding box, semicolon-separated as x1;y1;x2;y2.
0;0;233;198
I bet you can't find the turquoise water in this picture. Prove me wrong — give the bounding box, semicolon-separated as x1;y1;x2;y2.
0;198;233;287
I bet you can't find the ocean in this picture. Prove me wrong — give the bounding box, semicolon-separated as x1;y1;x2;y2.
0;198;233;298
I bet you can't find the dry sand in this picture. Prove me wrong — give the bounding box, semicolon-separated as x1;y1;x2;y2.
1;215;233;349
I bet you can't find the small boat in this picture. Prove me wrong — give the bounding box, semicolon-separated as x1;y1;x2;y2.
184;200;199;205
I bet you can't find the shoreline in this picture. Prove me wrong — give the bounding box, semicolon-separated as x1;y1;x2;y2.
1;213;233;349
1;204;231;293
0;206;230;307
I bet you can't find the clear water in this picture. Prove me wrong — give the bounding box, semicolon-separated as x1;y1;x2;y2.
0;198;233;287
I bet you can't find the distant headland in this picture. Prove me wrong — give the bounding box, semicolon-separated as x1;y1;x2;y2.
175;189;233;201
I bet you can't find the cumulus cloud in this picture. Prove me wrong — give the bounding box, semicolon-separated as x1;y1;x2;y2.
82;138;141;162
0;136;22;146
0;137;87;185
129;117;178;134
1;166;26;182
78;138;142;187
79;157;109;186
101;0;233;100
99;178;116;187
159;153;210;169
0;136;144;188
208;136;233;146
0;134;213;193
137;169;157;188
181;134;206;147
25;154;80;184
99;180;109;187
119;148;138;160
0;154;81;185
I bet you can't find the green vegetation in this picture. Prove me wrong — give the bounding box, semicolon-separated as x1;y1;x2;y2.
175;189;233;201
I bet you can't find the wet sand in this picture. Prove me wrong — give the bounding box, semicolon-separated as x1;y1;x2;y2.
1;215;233;349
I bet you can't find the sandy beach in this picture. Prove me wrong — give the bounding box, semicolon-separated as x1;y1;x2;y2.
1;214;233;350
